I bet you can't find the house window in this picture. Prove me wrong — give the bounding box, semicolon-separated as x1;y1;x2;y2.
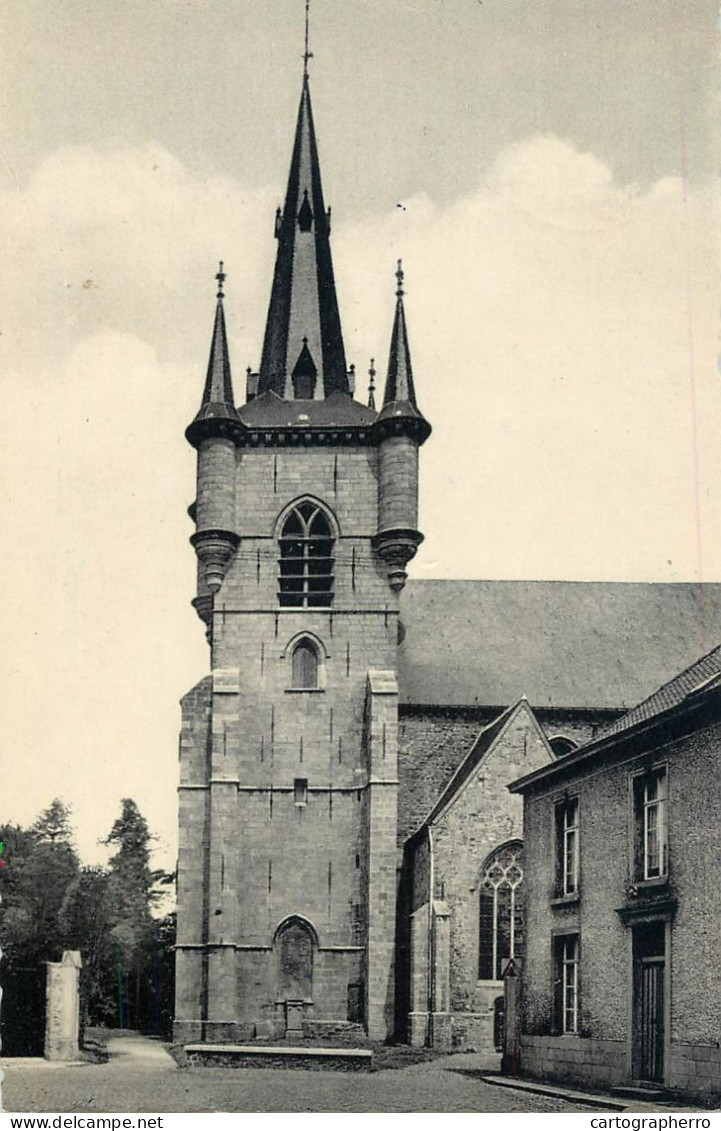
294;778;308;806
554;934;579;1034
291;639;319;688
278;502;334;607
478;841;524;980
634;767;668;880
555;797;580;896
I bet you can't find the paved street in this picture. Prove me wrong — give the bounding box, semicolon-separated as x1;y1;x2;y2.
1;1034;596;1114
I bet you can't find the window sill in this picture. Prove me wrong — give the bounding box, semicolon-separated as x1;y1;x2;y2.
551;893;580;908
627;876;670;898
284;688;326;694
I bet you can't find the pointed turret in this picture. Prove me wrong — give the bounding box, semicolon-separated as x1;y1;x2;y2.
375;261;430;442
186;264;241;620
186;263;242;447
372;263;431;593
257;72;348;400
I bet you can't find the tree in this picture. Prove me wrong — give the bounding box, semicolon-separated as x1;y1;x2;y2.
31;799;75;844
0;803;80;1054
1;800;79;966
102;799;159;1030
58;866;116;1032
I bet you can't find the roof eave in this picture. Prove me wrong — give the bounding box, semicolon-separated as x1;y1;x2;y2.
509;682;721;795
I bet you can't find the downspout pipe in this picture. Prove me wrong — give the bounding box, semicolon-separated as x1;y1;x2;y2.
426;823;435;1047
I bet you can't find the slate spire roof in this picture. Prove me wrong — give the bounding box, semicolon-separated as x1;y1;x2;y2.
376;262;431;440
186;263;240;445
257;72;348;400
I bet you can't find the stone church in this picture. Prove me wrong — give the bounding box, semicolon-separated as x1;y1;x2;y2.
173;63;721;1052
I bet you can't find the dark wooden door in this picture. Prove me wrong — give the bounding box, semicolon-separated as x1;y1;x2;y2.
638;957;664;1082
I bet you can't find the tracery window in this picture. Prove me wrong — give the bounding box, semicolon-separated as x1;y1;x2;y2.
278;502;334;608
478;840;524;981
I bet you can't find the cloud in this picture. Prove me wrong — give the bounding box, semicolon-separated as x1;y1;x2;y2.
335;134;721;583
1;142;278;374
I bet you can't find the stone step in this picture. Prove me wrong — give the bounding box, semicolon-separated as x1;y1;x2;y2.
610;1085;677;1103
185;1043;373;1071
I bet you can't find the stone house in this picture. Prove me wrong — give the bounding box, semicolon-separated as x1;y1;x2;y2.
509;644;721;1104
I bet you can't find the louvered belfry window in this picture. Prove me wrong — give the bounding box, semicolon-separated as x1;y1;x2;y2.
279;503;334;607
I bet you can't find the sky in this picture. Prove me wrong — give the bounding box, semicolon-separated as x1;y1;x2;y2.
1;0;720;872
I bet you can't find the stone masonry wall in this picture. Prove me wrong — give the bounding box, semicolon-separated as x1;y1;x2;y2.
178;441;403;1040
429;706;553;1051
174;676;212;1042
398;708;610;847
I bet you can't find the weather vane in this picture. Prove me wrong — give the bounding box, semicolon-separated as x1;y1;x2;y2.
303;0;313;77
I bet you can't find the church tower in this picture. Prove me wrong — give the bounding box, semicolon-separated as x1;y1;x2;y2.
174;46;430;1044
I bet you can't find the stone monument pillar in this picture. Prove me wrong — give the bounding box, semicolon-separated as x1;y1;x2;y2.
44;950;82;1061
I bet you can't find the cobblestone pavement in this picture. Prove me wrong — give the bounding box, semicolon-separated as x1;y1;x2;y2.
1;1035;596;1114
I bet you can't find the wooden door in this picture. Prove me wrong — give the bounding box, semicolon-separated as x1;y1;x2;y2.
638;957;664;1082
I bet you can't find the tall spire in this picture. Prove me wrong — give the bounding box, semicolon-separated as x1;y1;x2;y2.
377;261;428;437
257;30;348;401
186;262;240;446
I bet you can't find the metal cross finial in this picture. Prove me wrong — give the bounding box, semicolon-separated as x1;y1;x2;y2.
215;260;226;299
303;0;313;76
396;259;405;298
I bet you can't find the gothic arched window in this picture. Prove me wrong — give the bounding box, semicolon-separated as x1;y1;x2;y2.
278;502;334;608
291;639;319;688
478;840;524;981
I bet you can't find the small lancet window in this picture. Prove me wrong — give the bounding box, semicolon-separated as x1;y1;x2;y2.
279;502;334;607
292;639;319;689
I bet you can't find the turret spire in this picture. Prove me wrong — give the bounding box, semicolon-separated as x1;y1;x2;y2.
186;262;240;446
378;261;429;436
257;37;348;401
